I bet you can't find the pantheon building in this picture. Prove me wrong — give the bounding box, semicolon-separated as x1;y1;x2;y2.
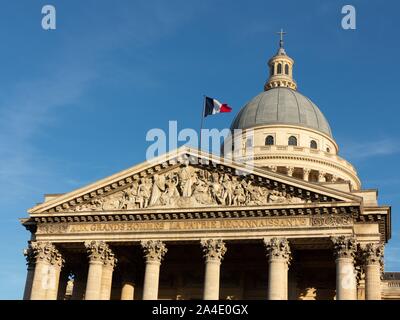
21;39;400;300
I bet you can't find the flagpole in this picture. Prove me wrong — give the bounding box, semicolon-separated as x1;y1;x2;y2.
199;95;206;151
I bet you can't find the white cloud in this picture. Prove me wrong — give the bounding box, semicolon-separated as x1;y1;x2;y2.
340;138;400;160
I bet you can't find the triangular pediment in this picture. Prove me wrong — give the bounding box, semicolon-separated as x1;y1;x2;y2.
28;147;362;215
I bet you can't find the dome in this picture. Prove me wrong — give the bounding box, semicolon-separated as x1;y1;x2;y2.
230;87;332;137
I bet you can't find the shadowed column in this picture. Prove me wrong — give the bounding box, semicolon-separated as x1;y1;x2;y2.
332;236;357;300
362;243;383;300
201;239;227;300
100;247;117;300
46;250;64;300
84;241;109;300
23;245;35;300
141;240;167;300
264;238;291;300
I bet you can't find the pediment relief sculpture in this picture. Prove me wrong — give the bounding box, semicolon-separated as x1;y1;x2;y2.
69;165;306;212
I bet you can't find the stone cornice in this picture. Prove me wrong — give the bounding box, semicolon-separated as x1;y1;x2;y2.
27;202;360;224
22;203;390;243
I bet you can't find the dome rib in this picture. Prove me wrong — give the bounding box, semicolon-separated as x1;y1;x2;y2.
288;88;302;123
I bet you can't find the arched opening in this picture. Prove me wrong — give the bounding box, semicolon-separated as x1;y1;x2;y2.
277;63;282;74
288;136;297;146
310;140;317;149
265;135;274;145
270;64;274;76
285;64;289;75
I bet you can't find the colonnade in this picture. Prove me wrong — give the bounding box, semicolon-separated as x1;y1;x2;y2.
23;236;383;300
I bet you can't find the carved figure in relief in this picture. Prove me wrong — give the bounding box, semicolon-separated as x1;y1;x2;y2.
162;173;180;206
193;178;212;205
268;190;287;203
137;178;152;208
222;174;234;205
69;165;307;212
178;165;197;197
149;174;166;206
233;180;246;206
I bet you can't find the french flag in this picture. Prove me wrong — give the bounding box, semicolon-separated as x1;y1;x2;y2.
204;96;232;117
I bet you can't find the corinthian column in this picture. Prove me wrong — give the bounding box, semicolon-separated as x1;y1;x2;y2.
100;247;117;300
46;250;64;300
264;238;291;300
84;241;109;300
29;242;64;300
141;240;167;300
362;243;384;300
201;239;227;300
23;245;35;300
332;236;357;300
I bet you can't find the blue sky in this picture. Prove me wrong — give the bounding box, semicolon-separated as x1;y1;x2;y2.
0;0;399;299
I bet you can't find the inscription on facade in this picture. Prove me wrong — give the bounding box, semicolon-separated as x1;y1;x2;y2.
36;215;353;234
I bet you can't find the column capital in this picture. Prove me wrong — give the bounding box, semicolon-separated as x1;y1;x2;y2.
141;240;167;263
286;166;294;177
27;241;64;267
23;244;36;268
264;237;291;263
104;248;118;268
332;236;357;259
361;243;384;265
84;240;110;263
201;239;227;262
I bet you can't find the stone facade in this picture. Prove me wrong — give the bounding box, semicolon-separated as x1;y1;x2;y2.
20;147;395;300
20;38;397;300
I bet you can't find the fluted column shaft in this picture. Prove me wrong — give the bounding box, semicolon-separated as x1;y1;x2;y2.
201;239;227;300
264;238;291;300
84;241;112;300
332;236;357;300
30;260;51;300
362;243;383;300
100;250;117;300
45;260;63;300
141;240;167;300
